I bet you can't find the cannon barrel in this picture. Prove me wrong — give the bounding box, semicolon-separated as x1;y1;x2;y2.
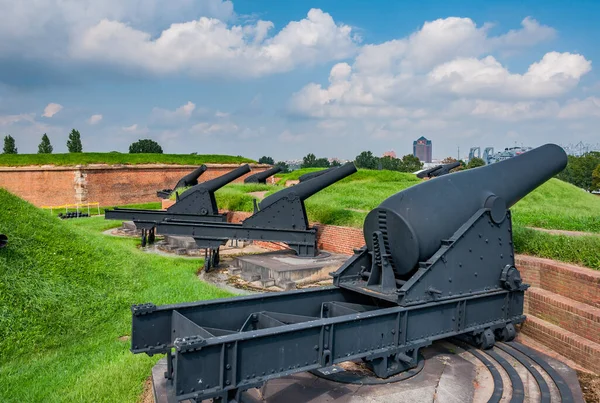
0;234;7;249
260;162;356;209
244;166;282;184
298;167;336;183
176;165;207;188
364;144;567;277
184;164;251;195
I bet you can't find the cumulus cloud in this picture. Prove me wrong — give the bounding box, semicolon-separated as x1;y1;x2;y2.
428;52;591;98
0;113;35;126
288;17;592;122
152;101;196;121
88;114;103;124
42;103;63;118
0;0;234;57
67;9;357;78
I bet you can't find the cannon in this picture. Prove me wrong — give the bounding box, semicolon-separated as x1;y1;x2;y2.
156;165;207;199
298;167;336;182
146;162;357;270
416;161;460;178
243;166;282;184
129;144;567;403
0;234;7;249
105;164;251;246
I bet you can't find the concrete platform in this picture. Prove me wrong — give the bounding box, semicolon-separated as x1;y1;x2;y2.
233;250;349;289
149;340;584;403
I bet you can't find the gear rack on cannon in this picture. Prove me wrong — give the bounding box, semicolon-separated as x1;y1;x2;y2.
104;164;251;247
128;144;569;403
143;162;357;271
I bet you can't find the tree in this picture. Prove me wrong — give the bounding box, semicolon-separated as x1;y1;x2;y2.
379;155;401;171
592;164;600;192
331;159;342;167
398;154;423;172
67;129;83;153
466;157;485;169
129;139;163;154
38;134;53;154
301;153;331;168
258;156;275;165
275;161;290;173
3;135;17;154
441;157;457;164
557;152;600;192
355;151;379;170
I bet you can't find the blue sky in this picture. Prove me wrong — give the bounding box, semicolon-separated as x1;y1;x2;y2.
1;0;599;160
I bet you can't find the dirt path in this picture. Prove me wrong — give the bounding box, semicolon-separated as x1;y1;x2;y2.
528;227;600;237
248;191;268;200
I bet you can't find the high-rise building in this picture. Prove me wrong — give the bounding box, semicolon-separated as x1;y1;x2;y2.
382;150;397;158
413;136;432;163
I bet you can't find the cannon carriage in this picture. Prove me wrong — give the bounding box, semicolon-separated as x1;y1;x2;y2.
128;144;569;402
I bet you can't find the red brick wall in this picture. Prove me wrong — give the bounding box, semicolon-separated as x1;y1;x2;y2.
517;255;600;309
0;164;269;207
0;167;76;206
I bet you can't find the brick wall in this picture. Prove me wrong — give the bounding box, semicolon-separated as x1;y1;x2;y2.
0;164;269;207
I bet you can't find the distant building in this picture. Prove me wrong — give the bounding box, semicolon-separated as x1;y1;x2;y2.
383;150;397;159
413;136;432;163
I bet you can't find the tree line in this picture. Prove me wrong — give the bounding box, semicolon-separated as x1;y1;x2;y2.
2;133;164;155
556;152;600;192
258;152;486;174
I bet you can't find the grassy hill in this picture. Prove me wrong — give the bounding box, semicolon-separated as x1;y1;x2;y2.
0;189;231;402
0;152;254;167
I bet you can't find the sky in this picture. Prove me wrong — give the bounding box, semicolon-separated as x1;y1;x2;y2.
1;0;599;161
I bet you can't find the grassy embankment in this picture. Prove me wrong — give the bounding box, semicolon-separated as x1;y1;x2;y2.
0;153;254;167
0;189;232;402
187;168;600;269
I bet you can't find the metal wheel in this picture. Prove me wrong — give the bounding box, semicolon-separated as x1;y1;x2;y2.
477;328;496;350
495;323;516;342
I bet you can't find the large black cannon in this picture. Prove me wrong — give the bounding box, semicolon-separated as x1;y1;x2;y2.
298;167;336;182
0;234;7;249
244;166;282;184
147;162;357;270
105;164;250;246
416;161;461;179
129;144;567;403
157;165;207;199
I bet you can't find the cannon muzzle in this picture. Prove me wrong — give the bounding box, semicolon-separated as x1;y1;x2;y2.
298;167;336;182
364;144;567;276
0;234;7;249
175;165;207;188
260;162;356;209
244;166;282;184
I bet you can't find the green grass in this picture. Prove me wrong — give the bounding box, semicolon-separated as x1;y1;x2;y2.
513;227;600;270
510;179;600;233
0;189;232;402
0;152;254;167
43;202;162;218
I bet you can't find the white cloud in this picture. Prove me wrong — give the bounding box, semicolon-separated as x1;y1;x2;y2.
152;101;196;121
88;114;103;124
0;113;35;126
428;52;591;98
68;9;358;78
0;0;234;57
122;123;149;134
190;121;239;135
558;97;600;119
42;103;63;118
